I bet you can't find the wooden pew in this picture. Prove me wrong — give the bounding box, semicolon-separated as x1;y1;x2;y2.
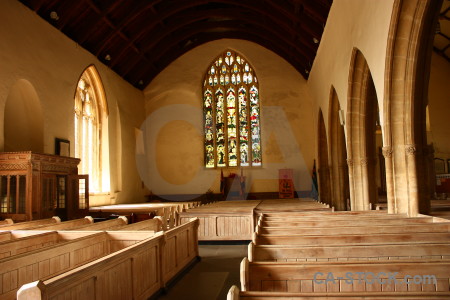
16;218;200;300
0;230;53;242
114;217;163;231
0;230;156;300
179;200;260;240
261;217;436;228
227;285;450;299
0;231;60;259
0;219;13;225
17;232;165;300
0;217;60;230
253;232;450;246
240;258;450;294
23;217;94;230
248;242;450;262
162;218;200;284
257;222;450;235
67;216;128;231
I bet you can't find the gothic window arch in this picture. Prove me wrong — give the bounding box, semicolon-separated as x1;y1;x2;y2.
203;50;262;168
74;65;110;193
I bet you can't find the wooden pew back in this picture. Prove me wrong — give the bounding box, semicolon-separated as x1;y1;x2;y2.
227;285;450;299
0;231;155;300
248;242;450;262
241;258;450;294
0;217;60;230
261;217;434;227
115;218;163;231
254;232;450;246
0;219;13;226
0;232;59;259
24;217;94;230
257;222;450;235
69;216;128;231
16;218;200;300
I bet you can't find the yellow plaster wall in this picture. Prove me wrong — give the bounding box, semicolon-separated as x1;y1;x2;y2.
0;0;147;205
143;39;316;197
308;0;394;140
428;53;450;165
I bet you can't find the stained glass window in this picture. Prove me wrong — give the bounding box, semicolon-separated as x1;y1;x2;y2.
203;50;262;168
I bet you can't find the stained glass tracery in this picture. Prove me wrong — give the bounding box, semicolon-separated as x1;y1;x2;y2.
203;50;262;168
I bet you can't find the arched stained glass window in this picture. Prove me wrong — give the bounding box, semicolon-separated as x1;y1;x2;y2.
203;50;262;168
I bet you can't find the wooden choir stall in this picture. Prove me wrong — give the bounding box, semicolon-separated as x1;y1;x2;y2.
0;151;88;222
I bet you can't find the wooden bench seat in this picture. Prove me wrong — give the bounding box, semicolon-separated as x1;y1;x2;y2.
66;216;128;231
248;242;450;262
0;219;13;226
260;212;442;221
261;217;435;228
114;217;163;231
16;218;200;300
0;217;60;230
0;231;61;259
23;217;94;230
257;222;450;236
253;232;450;246
227;285;450;299
0;230;53;242
180;210;255;240
240;258;450;294
0;230;156;300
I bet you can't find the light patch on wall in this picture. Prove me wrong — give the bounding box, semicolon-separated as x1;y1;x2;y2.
156;120;202;185
264;132;285;163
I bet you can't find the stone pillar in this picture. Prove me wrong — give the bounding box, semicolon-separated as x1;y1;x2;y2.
405;144;419;217
360;157;371;210
338;163;349;211
426;144;436;199
318;166;332;206
347;158;356;211
382;146;395;214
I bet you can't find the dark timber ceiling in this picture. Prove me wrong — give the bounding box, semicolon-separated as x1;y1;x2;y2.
19;0;333;90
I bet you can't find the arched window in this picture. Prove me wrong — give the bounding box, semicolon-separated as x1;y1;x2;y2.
203;50;262;168
74;66;109;193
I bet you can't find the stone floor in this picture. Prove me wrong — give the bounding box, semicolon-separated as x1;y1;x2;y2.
156;243;248;300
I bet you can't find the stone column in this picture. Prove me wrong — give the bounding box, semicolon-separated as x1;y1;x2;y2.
382;146;395;214
405;144;419;217
318;166;331;206
347;158;356;211
360;157;371;210
338;163;349;211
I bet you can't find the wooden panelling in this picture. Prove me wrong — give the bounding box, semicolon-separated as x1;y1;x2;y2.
254;232;450;246
244;259;450;293
249;242;450;262
0;217;60;230
0;232;59;259
17;218;200;300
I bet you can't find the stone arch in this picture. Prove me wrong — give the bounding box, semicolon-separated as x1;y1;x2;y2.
3;79;44;152
383;0;442;215
317;109;332;206
329;87;349;211
346;49;380;211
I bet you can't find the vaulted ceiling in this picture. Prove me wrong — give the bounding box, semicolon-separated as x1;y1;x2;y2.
19;0;333;90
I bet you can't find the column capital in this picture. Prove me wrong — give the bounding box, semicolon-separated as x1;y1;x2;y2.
382;146;393;158
405;144;418;156
346;158;354;167
360;157;368;166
